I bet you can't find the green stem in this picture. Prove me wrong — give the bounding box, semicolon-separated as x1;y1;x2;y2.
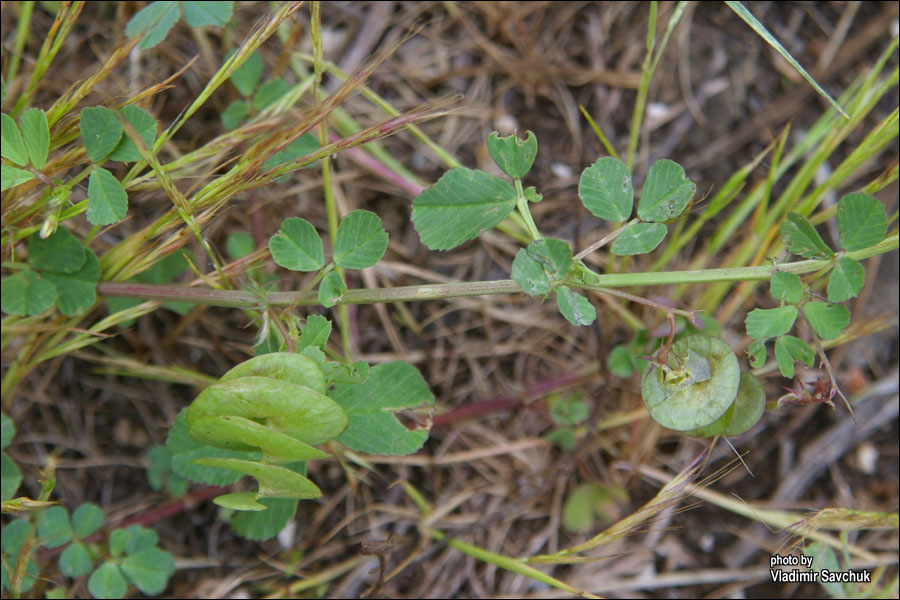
312;1;353;362
514;178;541;241
96;233;898;308
428;529;598;598
5;1;34;103
626;0;657;170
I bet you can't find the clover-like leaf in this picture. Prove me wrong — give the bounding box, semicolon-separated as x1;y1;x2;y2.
802;302;850;340
1;414;14;451
231;497;299;541
556;287;596;326
1;270;57;316
88;562;128;599
221;100;249;129
226;49;263;97
562;482;627;533
774;334;815;378
27;226;85;274
80;106;123;163
1;453;23;501
781;212;833;259
610;221;667;255
486;131;538;178
769;271;803;304
20;108;50;169
745;306;798;339
59;542;93;578
262;133;320;172
87;167;128;225
0;552;38;594
837;192;887;252
268;217;324;271
747;339;766;368
780;335;815;368
331;362;434;455
608;345;638;378
37;506;72;549
774;336;795;378
1;165;35;190
1;113;28;166
252;78;291;111
181;1;233;27
528;238;572;278
826;257;864;303
411;168;517;250
299;315;332;352
125;0;180;50
637;159;695;222
333;210;388;269
548;394;589;427
108;105;157;162
512;238;573;297
226;231;254;259
43;248;100;316
71;503;104;539
511;249;549;297
318;271;346;308
578;156;633;222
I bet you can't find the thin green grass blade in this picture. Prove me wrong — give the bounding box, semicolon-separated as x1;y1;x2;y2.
725;1;848;118
579;105;618;160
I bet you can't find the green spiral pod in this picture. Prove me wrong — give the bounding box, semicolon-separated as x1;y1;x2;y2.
642;336;739;432
641;336;765;437
185;353;348;511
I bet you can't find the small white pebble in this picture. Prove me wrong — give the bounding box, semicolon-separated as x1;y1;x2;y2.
494;114;518;136
856;443;878;475
550;162;573;179
277;519;298;550
645;102;670;128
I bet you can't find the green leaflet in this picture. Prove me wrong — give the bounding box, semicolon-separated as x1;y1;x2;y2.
411;167;517;250
333;210;389;269
486;131;538;178
578;156;633;222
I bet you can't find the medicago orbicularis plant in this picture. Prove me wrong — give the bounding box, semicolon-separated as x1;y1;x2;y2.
410;131;890;437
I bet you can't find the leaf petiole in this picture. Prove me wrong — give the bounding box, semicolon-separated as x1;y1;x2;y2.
514;178;542;242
